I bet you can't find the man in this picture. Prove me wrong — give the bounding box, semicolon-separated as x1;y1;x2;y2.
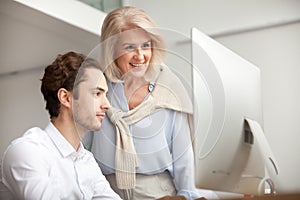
0;52;121;199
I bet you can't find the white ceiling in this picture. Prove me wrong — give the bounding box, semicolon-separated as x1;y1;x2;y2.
0;0;101;76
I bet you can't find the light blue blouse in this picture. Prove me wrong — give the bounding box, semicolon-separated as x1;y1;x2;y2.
83;80;201;199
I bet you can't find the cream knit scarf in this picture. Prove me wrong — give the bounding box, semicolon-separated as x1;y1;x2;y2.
106;64;193;189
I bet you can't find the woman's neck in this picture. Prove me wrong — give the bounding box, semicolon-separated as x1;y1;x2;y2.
122;76;150;110
123;76;147;90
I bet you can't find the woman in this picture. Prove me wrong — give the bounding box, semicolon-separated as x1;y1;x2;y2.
83;6;201;200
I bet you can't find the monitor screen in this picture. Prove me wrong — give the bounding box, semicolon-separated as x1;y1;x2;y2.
191;27;279;195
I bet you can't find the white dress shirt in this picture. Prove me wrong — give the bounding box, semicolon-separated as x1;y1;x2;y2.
1;122;121;200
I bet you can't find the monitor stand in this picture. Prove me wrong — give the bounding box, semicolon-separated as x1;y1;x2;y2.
244;118;280;194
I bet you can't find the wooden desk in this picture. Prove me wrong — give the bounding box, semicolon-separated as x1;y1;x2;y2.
222;193;300;200
158;193;300;200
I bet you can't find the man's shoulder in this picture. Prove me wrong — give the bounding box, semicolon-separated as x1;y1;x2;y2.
4;127;49;157
12;127;47;145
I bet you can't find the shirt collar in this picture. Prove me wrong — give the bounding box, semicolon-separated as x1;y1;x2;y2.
45;122;85;160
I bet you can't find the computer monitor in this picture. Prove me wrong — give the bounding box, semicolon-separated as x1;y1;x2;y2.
191;27;279;195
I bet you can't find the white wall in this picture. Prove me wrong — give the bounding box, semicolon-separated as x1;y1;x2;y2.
128;0;300;36
0;68;49;155
129;0;300;193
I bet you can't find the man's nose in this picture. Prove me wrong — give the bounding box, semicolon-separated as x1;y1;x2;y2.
101;96;111;110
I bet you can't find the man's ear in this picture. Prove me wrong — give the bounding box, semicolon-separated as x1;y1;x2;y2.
57;88;72;108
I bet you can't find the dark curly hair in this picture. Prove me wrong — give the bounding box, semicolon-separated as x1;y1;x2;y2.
40;51;100;118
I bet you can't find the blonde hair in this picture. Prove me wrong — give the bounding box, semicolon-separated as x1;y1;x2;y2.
100;6;166;82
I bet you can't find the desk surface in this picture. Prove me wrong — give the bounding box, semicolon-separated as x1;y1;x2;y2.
157;193;300;200
221;193;300;200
